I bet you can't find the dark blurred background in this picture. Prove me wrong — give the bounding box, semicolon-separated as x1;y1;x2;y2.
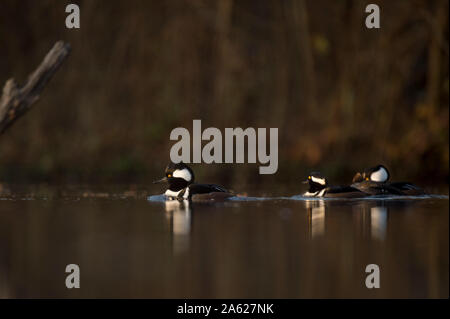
0;0;448;189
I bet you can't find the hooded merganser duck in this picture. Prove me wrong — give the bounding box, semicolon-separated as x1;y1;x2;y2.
303;172;367;198
351;165;426;196
154;162;234;202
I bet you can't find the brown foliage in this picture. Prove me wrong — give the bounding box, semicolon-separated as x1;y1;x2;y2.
0;0;448;186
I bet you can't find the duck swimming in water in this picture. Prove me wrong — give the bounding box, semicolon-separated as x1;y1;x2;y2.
303;172;367;198
154;162;234;202
351;164;426;196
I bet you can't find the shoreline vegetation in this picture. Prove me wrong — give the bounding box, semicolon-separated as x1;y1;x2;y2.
0;1;448;186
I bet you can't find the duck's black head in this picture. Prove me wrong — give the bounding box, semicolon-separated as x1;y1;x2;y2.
154;162;195;191
305;172;328;193
353;164;390;183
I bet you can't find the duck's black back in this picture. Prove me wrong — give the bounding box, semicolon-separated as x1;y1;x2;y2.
325;185;367;198
189;183;229;194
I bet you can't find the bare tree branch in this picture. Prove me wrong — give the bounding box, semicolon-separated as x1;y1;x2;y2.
0;41;71;134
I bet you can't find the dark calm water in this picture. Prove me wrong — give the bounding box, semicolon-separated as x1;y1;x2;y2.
0;184;448;298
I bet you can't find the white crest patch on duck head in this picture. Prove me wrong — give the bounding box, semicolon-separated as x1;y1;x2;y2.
311;176;327;185
173;168;193;182
370;166;389;182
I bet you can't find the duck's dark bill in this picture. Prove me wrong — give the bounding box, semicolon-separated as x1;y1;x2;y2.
153;177;168;184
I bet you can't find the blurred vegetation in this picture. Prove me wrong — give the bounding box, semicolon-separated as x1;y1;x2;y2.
0;0;448;187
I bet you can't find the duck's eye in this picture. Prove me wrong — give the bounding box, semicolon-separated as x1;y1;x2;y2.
308;176;311;179
365;177;369;181
167;174;172;178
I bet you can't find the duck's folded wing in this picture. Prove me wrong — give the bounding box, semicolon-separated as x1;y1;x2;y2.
190;183;229;194
388;182;426;195
351;181;398;195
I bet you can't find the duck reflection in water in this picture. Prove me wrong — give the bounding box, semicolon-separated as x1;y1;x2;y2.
352;201;389;240
164;200;192;255
304;200;326;238
304;200;389;240
370;206;388;240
